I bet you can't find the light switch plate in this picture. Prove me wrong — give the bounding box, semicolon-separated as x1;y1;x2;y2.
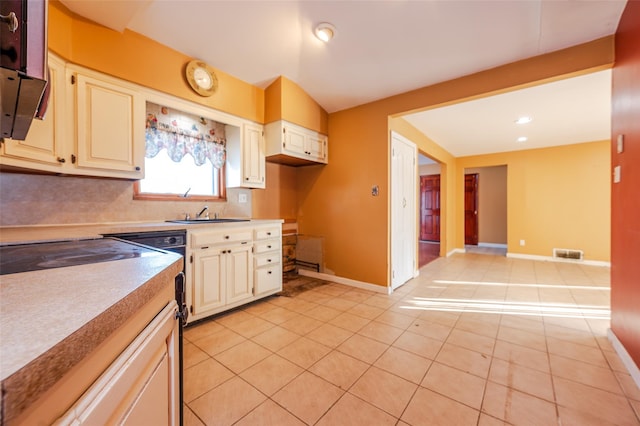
238;193;248;203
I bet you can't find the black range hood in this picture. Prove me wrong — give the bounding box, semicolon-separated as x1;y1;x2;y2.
0;0;48;141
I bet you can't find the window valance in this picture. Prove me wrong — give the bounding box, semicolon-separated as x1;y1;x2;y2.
144;102;227;168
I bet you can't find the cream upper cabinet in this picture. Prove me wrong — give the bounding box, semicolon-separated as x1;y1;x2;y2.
0;54;67;169
1;55;145;179
265;120;328;166
226;122;266;189
68;65;145;179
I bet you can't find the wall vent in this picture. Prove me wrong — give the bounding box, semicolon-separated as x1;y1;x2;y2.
553;248;584;260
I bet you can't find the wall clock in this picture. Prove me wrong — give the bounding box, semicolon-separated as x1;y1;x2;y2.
185;60;218;97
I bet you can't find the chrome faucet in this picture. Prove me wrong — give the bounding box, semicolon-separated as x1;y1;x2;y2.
196;205;209;219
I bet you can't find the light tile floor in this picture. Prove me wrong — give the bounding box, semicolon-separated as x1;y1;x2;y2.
183;253;640;426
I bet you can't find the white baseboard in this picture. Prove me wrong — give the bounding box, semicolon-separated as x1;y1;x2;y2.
608;329;640;390
447;248;465;257
506;252;610;267
297;269;390;294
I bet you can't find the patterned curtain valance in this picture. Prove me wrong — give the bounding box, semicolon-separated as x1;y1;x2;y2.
145;102;227;168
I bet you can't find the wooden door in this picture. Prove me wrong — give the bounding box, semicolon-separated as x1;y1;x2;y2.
465;174;479;245
420;174;440;241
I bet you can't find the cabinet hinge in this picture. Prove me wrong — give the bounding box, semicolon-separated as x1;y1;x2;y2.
189;305;193;314
71;75;76;85
190;254;193;263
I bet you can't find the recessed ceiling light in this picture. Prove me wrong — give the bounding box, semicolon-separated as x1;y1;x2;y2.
515;116;533;124
517;136;528;142
315;23;336;42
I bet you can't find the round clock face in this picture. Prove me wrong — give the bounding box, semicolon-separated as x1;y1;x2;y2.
193;67;213;90
186;60;218;97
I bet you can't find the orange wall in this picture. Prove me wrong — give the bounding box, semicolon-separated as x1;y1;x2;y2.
302;39;614;287
265;76;329;133
458;142;610;261
252;162;298;221
49;1;264;123
611;0;640;368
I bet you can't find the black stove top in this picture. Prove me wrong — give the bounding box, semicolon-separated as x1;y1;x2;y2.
0;238;164;275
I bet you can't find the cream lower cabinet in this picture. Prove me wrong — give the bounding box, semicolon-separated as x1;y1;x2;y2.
188;227;254;323
254;225;282;296
186;222;283;324
55;301;179;426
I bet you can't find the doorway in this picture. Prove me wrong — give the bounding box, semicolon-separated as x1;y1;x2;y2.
464;173;479;245
418;153;441;267
464;166;508;255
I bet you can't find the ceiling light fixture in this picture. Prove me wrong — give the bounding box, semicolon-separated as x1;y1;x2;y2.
315;23;336;42
515;116;533;124
517;136;528;142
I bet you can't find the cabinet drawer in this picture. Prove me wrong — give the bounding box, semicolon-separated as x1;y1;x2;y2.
254;252;280;268
254;239;279;254
254;227;280;240
255;264;282;295
191;229;252;248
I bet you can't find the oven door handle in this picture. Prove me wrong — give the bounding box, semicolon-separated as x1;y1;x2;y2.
174;272;188;326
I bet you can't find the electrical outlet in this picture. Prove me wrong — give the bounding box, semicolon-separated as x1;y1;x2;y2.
238;193;247;203
520;239;525;246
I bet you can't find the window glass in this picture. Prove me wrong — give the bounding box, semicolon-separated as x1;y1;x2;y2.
135;102;226;200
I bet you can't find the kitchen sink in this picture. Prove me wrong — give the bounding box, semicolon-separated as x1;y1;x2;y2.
166;218;251;224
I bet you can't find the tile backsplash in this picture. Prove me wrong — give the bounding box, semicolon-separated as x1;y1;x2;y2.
0;172;251;226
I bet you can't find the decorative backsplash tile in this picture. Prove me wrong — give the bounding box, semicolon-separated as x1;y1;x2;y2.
0;173;251;226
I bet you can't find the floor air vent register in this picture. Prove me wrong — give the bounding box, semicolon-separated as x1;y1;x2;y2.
553;248;584;260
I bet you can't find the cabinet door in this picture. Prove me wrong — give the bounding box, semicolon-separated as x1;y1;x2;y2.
56;302;179;426
192;249;225;315
242;123;265;187
73;72;144;178
1;54;66;167
225;245;253;304
282;125;307;156
306;133;327;163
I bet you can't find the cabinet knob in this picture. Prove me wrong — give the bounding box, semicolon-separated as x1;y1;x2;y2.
56;157;66;163
267;271;272;275
135;166;141;171
225;235;230;239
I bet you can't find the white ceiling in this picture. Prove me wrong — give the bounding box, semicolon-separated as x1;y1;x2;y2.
59;0;626;157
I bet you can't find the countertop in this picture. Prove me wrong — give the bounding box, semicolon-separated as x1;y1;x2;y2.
0;219;283;421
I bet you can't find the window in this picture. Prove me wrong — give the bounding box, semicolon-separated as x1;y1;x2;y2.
135;102;227;201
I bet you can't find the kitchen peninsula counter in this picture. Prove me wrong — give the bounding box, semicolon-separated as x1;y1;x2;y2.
0;237;182;424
